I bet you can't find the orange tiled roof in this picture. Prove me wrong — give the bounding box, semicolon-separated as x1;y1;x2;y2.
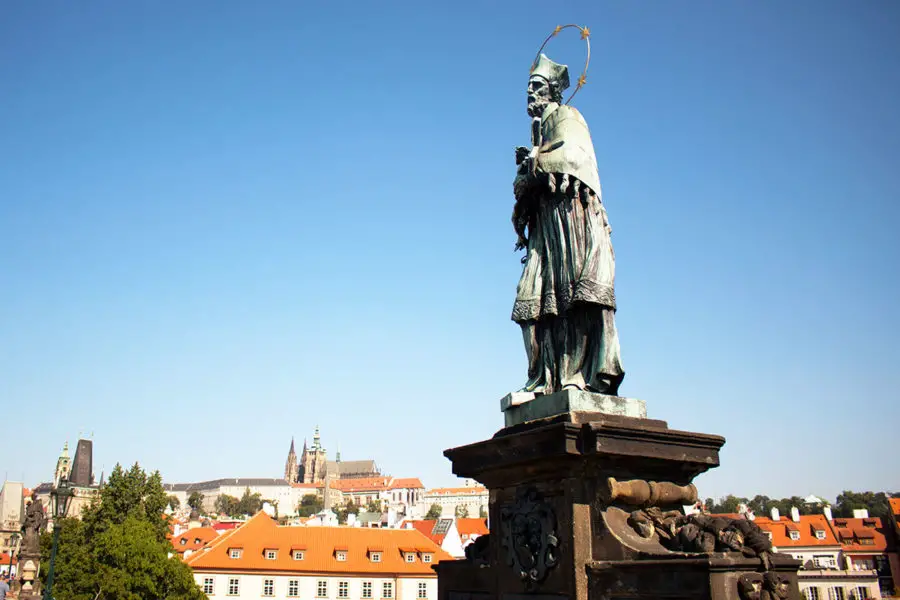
330;477;393;493
187;512;452;574
832;517;891;553
754;514;838;548
0;552;17;565
400;520;446;545
889;498;900;517
425;487;487;496
171;526;218;556
456;518;489;537
390;478;424;490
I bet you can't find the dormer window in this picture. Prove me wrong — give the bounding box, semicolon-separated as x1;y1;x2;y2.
815;530;826;540
265;549;278;560
229;547;243;559
336;550;348;561
293;550;305;560
789;531;800;541
194;538;202;545
370;552;382;563
422;553;433;563
765;531;773;541
405;552;416;563
180;539;187;546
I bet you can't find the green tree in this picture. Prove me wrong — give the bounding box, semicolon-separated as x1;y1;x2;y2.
834;491;893;519
335;499;360;524
455;505;470;518
479;505;488;519
186;492;204;512
41;462;204;600
215;494;240;517
297;494;324;518
366;499;384;513
236;487;263;516
425;504;442;520
167;495;181;511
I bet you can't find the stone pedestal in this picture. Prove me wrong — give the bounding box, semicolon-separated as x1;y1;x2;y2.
436;411;802;600
17;552;41;600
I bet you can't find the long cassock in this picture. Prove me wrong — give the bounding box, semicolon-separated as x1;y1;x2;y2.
512;100;624;395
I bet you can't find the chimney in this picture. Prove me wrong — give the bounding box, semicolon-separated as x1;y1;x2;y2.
790;507;800;522
852;509;869;519
823;506;833;521
770;507;780;521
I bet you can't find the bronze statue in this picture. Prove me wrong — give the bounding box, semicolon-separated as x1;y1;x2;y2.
512;33;624;395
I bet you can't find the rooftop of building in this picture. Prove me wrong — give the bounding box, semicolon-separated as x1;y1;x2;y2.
163;478;290;492
752;513;839;548
187;512;452;574
831;516;893;553
170;526;219;555
424;487;487;496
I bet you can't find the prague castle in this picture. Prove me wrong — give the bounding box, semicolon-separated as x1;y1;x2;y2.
284;427;379;485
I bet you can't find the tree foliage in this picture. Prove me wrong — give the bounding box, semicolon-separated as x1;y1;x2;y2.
335;499;360;524
425;504;442;520
455;505;469;518
297;494;324;518
186;492;204;512
834;491;893;519
167;495;181;510
41;462;205;600
215;494;240;517
479;505;488;518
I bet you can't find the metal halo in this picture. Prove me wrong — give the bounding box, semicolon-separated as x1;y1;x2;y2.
530;24;591;105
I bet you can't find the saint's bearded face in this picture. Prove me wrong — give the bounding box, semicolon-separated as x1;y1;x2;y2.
527;77;552;118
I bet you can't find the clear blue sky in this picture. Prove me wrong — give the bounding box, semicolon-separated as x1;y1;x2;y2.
2;1;898;502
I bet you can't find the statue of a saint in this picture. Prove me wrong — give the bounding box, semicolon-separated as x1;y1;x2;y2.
512;53;624;395
21;492;45;555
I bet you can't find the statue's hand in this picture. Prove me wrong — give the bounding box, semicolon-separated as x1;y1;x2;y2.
514;235;528;252
515;146;530;165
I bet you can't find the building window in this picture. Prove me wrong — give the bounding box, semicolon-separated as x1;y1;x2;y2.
294;550;305;560
339;581;349;598
805;587;820;600
422;553;433;563
856;587;869;599
363;582;373;599
789;530;800;541
263;579;275;597
383;582;394;599
418;582;428;599
228;577;240;596
406;552;416;563
265;549;277;560
828;587;846;600
202;577;214;594
814;555;836;569
288;580;299;597
228;548;242;559
370;551;382;562
815;530;826;540
336;550;347;561
318;580;328;598
180;538;187;545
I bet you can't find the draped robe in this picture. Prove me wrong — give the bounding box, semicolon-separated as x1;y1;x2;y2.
512;102;624;395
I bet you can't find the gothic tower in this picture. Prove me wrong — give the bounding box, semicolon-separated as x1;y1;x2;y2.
284;438;298;484
299;426;328;484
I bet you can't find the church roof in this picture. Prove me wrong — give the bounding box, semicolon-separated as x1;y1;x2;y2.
326;460;379;476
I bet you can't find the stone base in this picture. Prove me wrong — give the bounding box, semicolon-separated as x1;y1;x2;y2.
500;389;646;427
438;411;802;600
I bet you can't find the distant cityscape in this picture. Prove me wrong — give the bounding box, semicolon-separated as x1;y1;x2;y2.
2;431;897;600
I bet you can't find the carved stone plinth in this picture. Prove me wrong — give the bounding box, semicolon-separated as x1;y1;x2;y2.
435;412;802;600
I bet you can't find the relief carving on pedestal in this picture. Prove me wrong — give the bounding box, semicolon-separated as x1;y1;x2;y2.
500;487;559;586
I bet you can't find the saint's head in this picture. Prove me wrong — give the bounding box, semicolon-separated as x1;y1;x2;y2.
527;54;569;117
